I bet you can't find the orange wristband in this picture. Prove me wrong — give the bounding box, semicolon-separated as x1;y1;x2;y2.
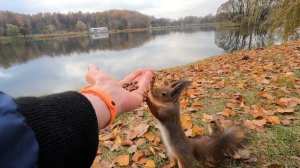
80;85;117;124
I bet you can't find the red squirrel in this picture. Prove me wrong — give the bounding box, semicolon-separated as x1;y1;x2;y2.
145;79;244;168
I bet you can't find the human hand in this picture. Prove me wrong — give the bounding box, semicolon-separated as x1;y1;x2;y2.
85;64;154;115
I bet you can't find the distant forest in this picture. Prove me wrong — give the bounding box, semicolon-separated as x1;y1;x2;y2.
0;10;217;37
0;0;299;39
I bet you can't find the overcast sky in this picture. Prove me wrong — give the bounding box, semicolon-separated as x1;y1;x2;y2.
1;0;227;19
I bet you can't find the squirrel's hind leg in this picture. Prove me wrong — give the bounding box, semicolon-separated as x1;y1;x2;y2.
164;158;177;168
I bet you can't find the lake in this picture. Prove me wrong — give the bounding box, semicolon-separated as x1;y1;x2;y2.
0;27;275;97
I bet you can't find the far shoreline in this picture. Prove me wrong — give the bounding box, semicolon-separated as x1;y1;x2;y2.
0;22;238;44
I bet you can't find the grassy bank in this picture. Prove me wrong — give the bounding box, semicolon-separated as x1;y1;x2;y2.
93;41;300;168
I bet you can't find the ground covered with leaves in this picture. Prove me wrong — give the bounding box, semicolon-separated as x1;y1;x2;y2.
92;41;300;168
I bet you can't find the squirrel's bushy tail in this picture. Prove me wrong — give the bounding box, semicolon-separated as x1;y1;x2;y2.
192;127;244;165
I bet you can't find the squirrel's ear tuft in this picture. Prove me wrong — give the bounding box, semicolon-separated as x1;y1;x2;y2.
169;80;192;98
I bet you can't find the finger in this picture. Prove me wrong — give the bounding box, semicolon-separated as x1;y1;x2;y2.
118;69;143;86
85;64;114;84
132;71;154;95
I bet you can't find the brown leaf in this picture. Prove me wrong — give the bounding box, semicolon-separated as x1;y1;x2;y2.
114;155;129;166
192;101;201;107
145;160;156;168
137;157;147;164
153;136;161;145
180;99;188;109
281;119;291;125
221;108;236;117
251;105;265;118
276;107;294;113
128;145;137;154
133;123;149;138
121;139;133;147
266;116;280;124
144;132;156;142
243;120;256;130
267;163;281;168
259;91;275;100
252;118;266;127
135;138;145;147
127;130;138;140
102;141;114;149
132;151;144;162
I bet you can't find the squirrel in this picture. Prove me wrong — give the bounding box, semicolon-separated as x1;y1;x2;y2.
145;79;244;168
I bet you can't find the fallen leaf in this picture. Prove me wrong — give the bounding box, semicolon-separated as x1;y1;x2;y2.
267;163;281;168
180;99;188;109
133;123;149;137
121;139;133;146
251;105;265;118
233;149;251;159
115;155;129;166
137;157;147;164
149;146;156;155
114;135;122;145
144;132;156;142
252;118;267;127
132;151;144;162
91;155;100;168
99;134;114;141
243;120;256;130
281;119;291;125
266;116;280;124
276;107;294;113
128;145;137;154
191;126;205;137
202;114;214;122
192;101;201;107
153;136;161;145
158;152;167;159
135;138;145;147
102;141;113;149
238;81;245;89
145;160;156;168
259;91;275;100
181;114;192;129
221;108;236;117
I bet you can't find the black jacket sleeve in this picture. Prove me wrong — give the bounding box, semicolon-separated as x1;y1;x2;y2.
15;91;99;168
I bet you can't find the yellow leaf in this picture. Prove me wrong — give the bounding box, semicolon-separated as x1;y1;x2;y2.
149;146;156;155
114;135;122;145
191;126;205;137
115;155;129;166
238;81;245;89
145;160;156;168
144;132;155;142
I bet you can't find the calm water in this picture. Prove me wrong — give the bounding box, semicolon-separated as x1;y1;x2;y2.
0;27;274;97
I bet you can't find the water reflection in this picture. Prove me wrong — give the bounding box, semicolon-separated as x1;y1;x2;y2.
0;31;153;68
0;27;276;97
215;28;270;52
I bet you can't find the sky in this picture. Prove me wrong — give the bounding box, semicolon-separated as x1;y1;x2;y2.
0;0;227;19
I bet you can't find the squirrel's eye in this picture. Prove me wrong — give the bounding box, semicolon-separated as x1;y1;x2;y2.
161;92;167;96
